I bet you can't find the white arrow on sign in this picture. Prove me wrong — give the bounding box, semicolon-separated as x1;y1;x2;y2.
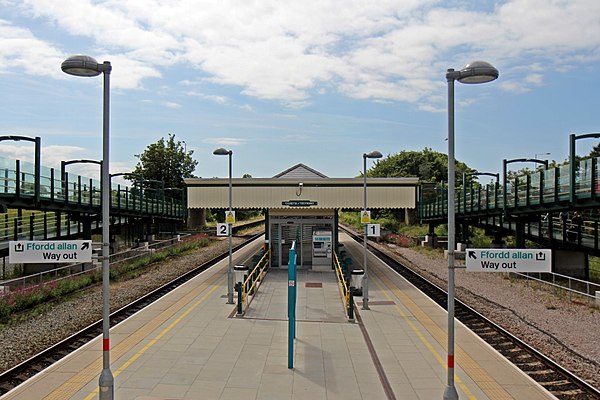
466;248;551;272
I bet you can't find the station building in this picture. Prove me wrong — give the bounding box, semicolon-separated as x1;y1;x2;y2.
185;164;418;270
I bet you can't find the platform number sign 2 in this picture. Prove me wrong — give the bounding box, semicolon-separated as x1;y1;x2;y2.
367;224;380;237
216;223;229;236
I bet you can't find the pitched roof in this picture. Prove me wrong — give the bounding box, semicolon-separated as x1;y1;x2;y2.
272;163;328;179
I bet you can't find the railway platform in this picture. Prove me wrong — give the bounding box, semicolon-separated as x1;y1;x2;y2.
1;235;555;399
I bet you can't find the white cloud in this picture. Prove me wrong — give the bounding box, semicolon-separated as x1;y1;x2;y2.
2;0;600;108
186;91;228;104
202;137;246;146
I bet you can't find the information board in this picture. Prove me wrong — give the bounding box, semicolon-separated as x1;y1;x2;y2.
466;249;551;272
9;240;93;263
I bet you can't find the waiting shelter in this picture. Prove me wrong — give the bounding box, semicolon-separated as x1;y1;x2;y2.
185;164;418;270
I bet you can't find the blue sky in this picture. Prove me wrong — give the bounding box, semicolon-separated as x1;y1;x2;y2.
1;0;599;185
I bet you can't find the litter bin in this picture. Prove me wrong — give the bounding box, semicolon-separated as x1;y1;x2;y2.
234;265;249;289
351;269;364;296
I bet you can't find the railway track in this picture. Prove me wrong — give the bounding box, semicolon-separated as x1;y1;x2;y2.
0;233;261;396
341;226;600;400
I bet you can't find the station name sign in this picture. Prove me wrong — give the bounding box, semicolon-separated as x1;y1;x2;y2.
9;240;93;263
465;249;551;272
282;200;318;207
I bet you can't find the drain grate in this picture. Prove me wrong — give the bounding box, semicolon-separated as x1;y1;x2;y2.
305;282;323;288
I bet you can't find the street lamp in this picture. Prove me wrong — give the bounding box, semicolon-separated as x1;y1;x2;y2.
362;150;382;310
62;54;114;400
445;61;498;400
213;147;234;304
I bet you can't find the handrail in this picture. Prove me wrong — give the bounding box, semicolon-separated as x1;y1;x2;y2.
239;249;271;314
334;251;354;320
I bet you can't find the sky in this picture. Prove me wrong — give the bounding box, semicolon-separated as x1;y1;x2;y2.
1;0;600;185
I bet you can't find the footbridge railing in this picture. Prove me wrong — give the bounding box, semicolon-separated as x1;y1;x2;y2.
419;155;600;221
0;156;185;219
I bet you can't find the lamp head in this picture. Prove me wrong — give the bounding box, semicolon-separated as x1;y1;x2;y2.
456;60;499;84
364;150;383;159
213;148;232;156
62;55;108;77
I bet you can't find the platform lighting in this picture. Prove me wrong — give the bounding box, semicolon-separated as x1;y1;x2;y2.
362;150;383;310
62;54;113;400
213;147;234;304
445;61;498;400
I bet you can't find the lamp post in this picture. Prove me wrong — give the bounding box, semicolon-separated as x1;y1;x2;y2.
445;61;498;400
362;150;382;310
62;54;113;400
213;147;234;304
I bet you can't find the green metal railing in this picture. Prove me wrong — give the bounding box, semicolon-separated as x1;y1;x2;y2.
419;156;600;220
0;156;184;219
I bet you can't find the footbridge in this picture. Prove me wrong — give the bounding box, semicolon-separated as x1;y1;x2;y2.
0;153;185;254
419;135;600;258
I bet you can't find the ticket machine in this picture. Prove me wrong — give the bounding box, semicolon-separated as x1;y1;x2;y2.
312;229;332;270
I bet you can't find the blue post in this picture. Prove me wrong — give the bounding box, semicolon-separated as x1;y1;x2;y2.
288;240;297;369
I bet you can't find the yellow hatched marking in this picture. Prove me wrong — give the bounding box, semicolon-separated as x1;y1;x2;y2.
372;266;514;400
44;270;224;400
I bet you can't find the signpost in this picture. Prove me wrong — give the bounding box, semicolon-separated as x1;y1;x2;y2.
9;240;93;263
466;249;551;272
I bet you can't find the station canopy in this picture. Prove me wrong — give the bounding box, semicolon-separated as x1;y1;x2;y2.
185;163;418;210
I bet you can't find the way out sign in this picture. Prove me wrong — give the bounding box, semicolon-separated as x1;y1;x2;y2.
9;240;93;263
466;249;551;273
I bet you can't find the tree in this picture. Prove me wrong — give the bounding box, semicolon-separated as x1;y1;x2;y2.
131;134;197;194
589;142;600;158
366;147;473;182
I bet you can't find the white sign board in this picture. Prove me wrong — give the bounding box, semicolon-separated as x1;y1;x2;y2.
9;240;93;263
367;224;380;237
216;223;229;236
466;249;551;272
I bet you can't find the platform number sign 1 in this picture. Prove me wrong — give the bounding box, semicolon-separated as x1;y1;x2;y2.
367;224;380;237
216;223;229;236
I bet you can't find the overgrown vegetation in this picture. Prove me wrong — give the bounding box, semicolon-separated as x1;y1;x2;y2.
0;235;212;324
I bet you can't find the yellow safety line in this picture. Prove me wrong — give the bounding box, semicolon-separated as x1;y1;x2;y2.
371;267;515;400
43;270;225;400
